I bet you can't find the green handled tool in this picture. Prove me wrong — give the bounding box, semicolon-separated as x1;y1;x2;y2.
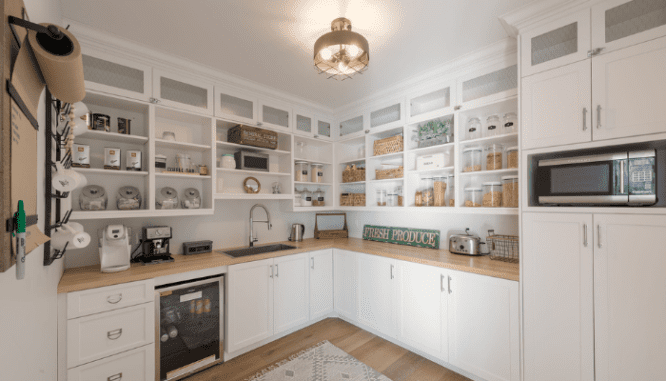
13;200;26;280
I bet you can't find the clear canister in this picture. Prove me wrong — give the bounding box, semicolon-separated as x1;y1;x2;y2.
464;187;483;207
387;193;397;207
485;143;504;171
463;147;483;172
295;161;309;182
302;189;313;207
294;188;304;207
376;189;387;206
485;115;500;137
506;146;519;169
313;188;325;206
502;175;519;208
467;117;482;141
421;177;434;207
503;112;517;134
311;164;324;183
433;176;447;206
482;182;503;207
447;175;455;207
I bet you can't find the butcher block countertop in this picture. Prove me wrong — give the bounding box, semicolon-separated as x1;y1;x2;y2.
57;238;519;293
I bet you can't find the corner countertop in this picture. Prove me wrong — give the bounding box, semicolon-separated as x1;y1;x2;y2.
57;238;519;293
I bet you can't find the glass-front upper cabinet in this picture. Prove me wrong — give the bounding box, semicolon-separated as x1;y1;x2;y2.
152;69;214;115
258;99;291;132
338;113;366;139
521;9;591;77
369;101;404;132
592;0;666;54
214;86;257;125
315;118;333;141
81;47;152;102
458;63;518;108
407;83;455;123
293;109;314;137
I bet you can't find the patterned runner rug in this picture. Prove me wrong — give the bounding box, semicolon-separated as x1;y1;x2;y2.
246;340;392;381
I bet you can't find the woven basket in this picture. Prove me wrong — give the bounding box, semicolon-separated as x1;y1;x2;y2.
373;134;404;156
228;125;278;150
340;193;365;207
342;166;365;183
375;166;404;180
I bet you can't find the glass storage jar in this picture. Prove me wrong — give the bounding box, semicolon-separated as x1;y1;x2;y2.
221;154;235;169
464;187;483;207
467;117;482;141
463;147;483;172
311;164;324;183
447;175;455;207
485;115;500;137
485;143;504;171
506;146;519;169
302;189;313;207
376;189;387;206
503;112;517;134
294;188;304;207
295;161;309;182
502;175;519;208
482;182;503;207
433;176;447;206
395;185;403;206
313;188;325;206
386;193;397;207
421;177;434;207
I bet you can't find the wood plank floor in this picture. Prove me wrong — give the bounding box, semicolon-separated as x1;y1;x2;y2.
190;318;470;381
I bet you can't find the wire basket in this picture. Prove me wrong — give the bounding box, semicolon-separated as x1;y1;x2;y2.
486;230;519;263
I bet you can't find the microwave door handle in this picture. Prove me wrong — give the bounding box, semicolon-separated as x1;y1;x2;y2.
620;160;625;193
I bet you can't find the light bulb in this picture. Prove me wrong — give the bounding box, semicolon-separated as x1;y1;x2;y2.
347;44;359;58
338;61;348;72
320;48;332;60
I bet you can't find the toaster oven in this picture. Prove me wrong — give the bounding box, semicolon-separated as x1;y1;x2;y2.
234;150;269;172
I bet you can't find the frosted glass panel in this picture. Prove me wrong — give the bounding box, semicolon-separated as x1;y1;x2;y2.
262;105;289;128
410;87;450;118
462;65;518;103
160;77;208;109
531;23;578;66
371;103;401;128
82;55;144;94
219;93;253;120
606;0;666;43
296;114;312;133
318;120;331;137
340;115;364;137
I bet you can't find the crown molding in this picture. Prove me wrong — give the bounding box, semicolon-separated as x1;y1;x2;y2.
499;0;593;37
64;19;335;116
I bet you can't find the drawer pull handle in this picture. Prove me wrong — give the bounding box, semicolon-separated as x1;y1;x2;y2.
107;294;122;304
107;329;122;340
108;373;122;381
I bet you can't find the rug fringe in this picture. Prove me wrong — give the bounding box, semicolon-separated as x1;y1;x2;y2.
245;340;329;381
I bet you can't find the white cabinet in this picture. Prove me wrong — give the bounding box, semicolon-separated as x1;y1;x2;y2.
592;36;666;141
293;109;315;137
338;113;366;140
592;0;666;54
356;253;396;338
81;47;153;102
407;82;456;123
396;261;448;361
447;271;520;381
522;213;596;381
521;9;591;77
334;249;357;320
315;117;334;141
152;69;214;115
594;214;666;381
273;253;310;334
521;60;592;149
66;280;154;319
214;86;257;125
309;249;334;320
258;99;291;132
369;100;404;133
67;344;154;381
457;62;518;109
227;258;274;353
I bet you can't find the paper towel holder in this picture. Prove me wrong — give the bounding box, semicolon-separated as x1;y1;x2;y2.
8;16;64;40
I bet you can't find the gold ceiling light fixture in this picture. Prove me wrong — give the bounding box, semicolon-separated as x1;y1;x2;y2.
314;17;369;80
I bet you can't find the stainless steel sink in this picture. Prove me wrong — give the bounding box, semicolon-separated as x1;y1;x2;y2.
223;244;297;258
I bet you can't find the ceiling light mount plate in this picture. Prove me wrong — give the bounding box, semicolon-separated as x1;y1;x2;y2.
314;18;369;81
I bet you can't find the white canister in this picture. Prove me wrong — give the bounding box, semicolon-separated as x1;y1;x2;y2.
104;148;121;170
72;144;90;168
126;150;142;171
221;154;236;169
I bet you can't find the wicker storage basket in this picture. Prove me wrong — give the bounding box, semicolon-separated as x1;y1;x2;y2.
375;166;404;180
340;193;366;207
228;125;278;150
373;134;404;156
342;166;365;183
486;232;519;263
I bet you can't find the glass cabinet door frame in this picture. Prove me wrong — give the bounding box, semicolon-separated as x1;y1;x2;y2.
368;98;405;133
406;80;457;124
152;68;215;115
258;98;292;132
314;116;334;141
456;59;519;110
214;84;258;125
292;107;315;137
337;110;368;140
592;0;666;54
81;46;153;102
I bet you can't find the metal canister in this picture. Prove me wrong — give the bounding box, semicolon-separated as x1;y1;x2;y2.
117;117;131;134
126;150;142;171
92;113;110;132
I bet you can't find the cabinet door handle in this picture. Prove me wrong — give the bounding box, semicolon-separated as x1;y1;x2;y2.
448;276;452;294
107;294;122;304
390;264;394;279
597;105;602;129
107;373;122;381
441;274;445;292
270;265;273;278
275;264;279;277
583;224;588;247
365;130;369;134
582;108;587;131
107;328;122;340
598;225;603;248
311;257;315;270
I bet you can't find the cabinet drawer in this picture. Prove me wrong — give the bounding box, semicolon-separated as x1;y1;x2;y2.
67;280;155;319
67;344;155;381
67;303;155;368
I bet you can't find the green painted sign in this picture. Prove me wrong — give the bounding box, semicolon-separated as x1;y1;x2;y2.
362;225;441;249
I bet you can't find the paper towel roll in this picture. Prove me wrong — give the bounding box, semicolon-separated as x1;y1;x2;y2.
27;24;85;104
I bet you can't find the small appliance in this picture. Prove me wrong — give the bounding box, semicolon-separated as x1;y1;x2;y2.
99;225;132;273
137;226;174;264
289;223;305;242
183;240;213;255
535;149;657;206
449;228;486;256
235;150;269;172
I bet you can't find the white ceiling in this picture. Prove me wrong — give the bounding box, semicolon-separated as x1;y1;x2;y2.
60;0;531;109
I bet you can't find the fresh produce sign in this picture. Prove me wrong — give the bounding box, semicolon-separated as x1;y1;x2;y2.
362;225;440;249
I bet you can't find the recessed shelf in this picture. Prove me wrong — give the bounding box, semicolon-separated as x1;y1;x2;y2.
216;168;291;177
155;138;212;151
73;168;148;176
294;181;332;186
216;141;290;155
293;158;332;165
460;132;518;147
155;172;211;179
76;130;148;144
214;193;293;200
459;168;518;177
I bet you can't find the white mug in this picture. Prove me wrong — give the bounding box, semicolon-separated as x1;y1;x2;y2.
52;162;87;192
51;222;91;251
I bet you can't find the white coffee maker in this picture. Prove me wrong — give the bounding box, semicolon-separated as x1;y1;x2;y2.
99;225;132;273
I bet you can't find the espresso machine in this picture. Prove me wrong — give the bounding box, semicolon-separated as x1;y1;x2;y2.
136;226;174;264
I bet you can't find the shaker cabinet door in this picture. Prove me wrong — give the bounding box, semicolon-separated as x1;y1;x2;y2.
273;253;310;334
81;48;152;102
592;0;666;54
333;249;358;320
152;69;214;115
356;254;396;337
309;249;334;320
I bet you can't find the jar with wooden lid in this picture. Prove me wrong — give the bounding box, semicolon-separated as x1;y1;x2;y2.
506;146;518;169
482;182;503;207
295;161;309;182
485;143;504;171
311;164;324;183
433;176;447;206
502;175;519;208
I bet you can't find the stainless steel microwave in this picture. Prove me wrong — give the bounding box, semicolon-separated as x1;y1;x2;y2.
234;150;269;172
535;150;657;206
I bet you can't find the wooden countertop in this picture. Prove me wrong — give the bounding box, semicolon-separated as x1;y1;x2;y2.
57;238;519;293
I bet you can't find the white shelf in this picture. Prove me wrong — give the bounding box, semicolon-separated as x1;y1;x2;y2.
216;141;290;155
70;209;156;220
339;158;366;165
368;178;404;183
293;158;332;165
459;168;518;177
73;168;148;176
340;181;366;185
151;208;215;217
76;130;148;144
215;193;293;200
459;132;518;147
216;168;291;177
369;152;404;161
456;207;519;215
155;172;212;179
407;166;455;175
155;138;212;151
291;206;335;212
407;142;455;155
294;181;332;186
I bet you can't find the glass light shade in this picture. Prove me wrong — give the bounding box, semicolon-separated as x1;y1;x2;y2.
314;18;369;80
